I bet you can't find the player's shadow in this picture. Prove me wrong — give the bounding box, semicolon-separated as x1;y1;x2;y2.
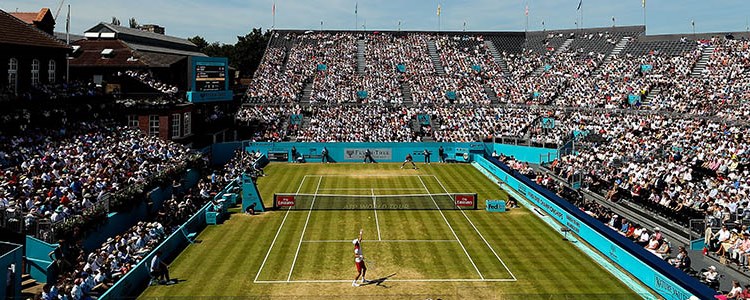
362;273;396;288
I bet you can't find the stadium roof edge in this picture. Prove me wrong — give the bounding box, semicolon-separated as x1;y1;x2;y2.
637;30;750;42
269;25;645;36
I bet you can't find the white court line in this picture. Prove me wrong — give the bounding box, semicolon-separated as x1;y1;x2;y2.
417;176;484;280
287;176;322;282
255;278;516;284
317;188;426;191
305;174;429;177
253;175;309;283
433;176;517;281
302;239;458;243
372;188;382;240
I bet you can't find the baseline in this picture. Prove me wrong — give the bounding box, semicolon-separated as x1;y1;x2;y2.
255;278;516;284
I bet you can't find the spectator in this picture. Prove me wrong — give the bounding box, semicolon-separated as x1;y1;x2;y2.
150;250;173;285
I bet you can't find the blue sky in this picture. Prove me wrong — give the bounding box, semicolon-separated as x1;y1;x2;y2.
2;0;748;43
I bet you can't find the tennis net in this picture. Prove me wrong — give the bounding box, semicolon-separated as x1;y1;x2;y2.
273;193;478;210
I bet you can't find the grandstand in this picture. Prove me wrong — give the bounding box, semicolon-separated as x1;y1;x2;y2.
231;26;750;298
4;8;750;297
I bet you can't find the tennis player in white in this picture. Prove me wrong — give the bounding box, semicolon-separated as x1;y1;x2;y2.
352;229;368;286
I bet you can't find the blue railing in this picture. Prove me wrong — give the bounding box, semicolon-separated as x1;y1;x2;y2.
475;155;716;300
99;179;241;299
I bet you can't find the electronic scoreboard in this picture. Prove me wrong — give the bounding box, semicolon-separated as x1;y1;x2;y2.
187;56;233;103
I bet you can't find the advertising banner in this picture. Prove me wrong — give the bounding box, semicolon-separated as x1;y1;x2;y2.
343;148;392;161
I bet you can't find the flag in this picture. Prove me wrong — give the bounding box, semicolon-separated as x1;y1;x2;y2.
355;2;358;14
525;5;529;16
437;4;441;16
691;20;695;27
577;0;582;10
272;2;276;16
642;0;645;8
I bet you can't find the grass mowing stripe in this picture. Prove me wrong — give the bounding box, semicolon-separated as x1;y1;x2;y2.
417;175;483;280
287;176;322;281
140;163;640;299
441;167;516;279
253;208;292;282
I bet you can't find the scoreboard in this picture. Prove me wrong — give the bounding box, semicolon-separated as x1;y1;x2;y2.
187;56;233;103
194;64;226;92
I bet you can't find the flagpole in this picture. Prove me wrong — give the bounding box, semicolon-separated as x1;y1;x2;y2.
66;4;70;84
643;0;647;31
355;2;358;32
525;2;528;35
272;2;276;29
436;3;441;33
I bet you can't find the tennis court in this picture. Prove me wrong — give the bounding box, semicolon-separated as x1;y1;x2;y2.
254;174;515;283
139;163;640;299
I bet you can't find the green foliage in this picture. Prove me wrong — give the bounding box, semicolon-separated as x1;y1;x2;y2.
189;28;271;78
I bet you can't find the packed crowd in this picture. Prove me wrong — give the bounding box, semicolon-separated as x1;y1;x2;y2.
0;123;194;239
357;33;419;104
243;30;750;116
36;146;263;299
245;46;298;103
498;156;734;290
123;71;180;96
544;110;750;227
296;105;417;142
235;105;303;142
236;105;559;143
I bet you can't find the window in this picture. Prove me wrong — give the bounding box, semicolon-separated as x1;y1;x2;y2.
171;113;181;138
48;60;56;84
183;112;191;136
149;115;159;136
127;115;139;128
101;49;114;58
31;59;40;86
7;58;17;94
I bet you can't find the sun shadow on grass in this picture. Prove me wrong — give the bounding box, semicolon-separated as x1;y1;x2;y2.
362;273;397;288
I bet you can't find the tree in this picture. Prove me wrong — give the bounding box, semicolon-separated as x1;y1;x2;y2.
129;17;138;29
232;28;271;78
187;28;270;78
188;36;209;52
110;17;121;26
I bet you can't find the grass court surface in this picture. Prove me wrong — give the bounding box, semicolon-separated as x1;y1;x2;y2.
140;163;640;299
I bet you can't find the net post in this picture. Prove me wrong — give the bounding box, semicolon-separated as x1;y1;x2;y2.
473;193;478;210
273;193;278;209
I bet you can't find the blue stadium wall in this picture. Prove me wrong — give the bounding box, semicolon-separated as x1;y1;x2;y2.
240;142;558;164
474;155;716;300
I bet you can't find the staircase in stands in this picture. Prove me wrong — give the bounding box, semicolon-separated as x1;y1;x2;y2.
593;37;631;75
401;82;414;106
427;40;446;75
532;38;574;76
356;38;366;75
485;40;510;77
300;79;314;105
21;274;42;299
483;84;499;105
641;86;662;108
691;45;716;78
281;44;291;73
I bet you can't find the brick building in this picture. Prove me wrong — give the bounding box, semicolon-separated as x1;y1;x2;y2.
0;9;70;98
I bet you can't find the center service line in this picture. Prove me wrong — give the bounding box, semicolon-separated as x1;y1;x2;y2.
372;188;382;241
